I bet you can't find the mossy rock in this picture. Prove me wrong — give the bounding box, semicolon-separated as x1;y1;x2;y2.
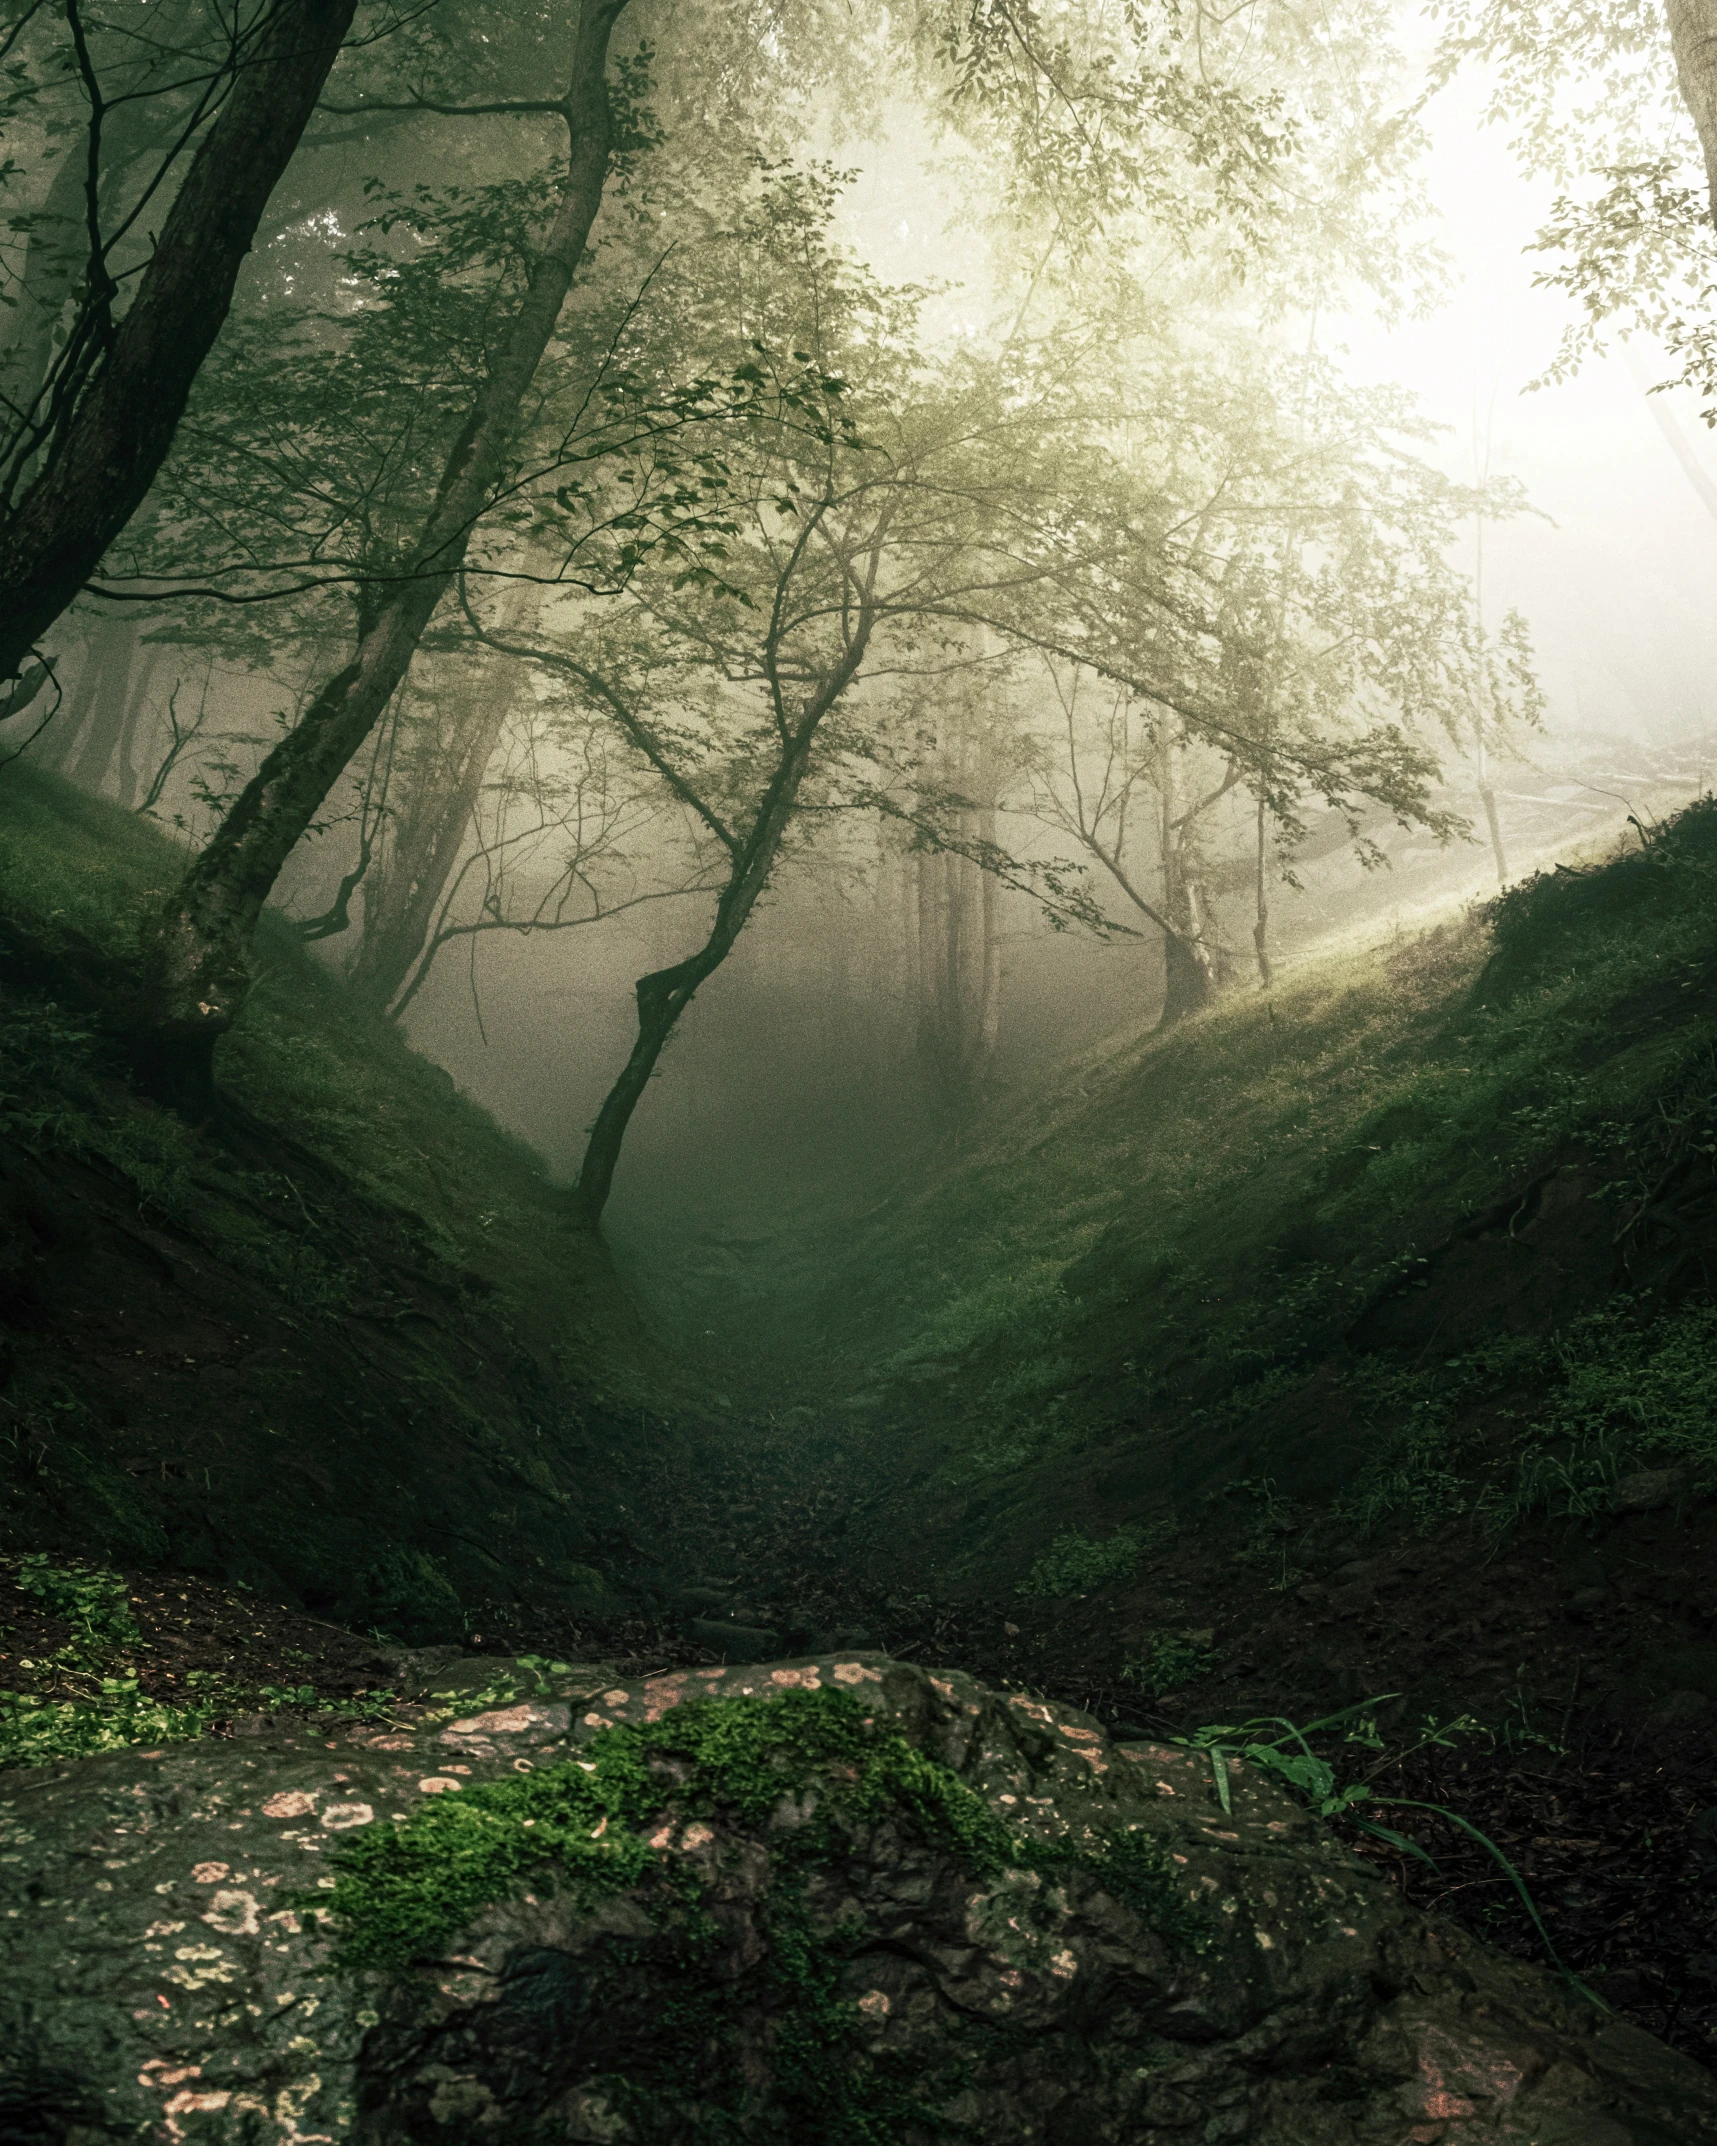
1;1655;1713;2142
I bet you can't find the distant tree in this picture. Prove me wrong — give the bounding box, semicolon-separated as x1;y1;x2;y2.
1015;352;1540;1024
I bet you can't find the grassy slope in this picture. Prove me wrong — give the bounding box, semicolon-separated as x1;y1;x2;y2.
0;766;661;1637
809;805;1717;1593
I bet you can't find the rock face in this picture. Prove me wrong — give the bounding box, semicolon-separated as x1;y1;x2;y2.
1;1653;1713;2144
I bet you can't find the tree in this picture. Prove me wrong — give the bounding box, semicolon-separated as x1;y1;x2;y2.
460;169;1113;1223
1014;342;1540;1024
129;0;640;1101
0;0;362;692
76;0;1298;1105
1429;2;1717;417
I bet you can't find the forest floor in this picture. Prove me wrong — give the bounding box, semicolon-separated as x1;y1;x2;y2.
8;1412;1710;2070
2;772;1714;2086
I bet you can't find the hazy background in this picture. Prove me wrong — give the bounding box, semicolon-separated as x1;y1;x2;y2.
379;54;1717;1276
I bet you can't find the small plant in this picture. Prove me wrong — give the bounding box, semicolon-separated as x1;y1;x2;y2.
1175;1700;1606;2012
1018;1524;1152;1598
1122;1631;1218;1696
12;1553;141;1647
0;1674;208;1766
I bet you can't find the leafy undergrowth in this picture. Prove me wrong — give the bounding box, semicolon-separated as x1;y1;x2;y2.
0;1551;405;1766
0;764;664;1632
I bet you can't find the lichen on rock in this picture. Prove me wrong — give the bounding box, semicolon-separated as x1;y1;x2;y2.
0;1653;1713;2142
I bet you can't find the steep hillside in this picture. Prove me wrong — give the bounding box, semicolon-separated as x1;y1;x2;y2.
610;807;1717;2061
773;804;1717;1589
0;766;665;1640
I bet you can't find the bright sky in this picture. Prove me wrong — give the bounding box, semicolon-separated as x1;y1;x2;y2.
1343;68;1717;772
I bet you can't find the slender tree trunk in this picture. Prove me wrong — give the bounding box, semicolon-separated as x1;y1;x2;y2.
1477;732;1508;888
912;786;1001;1109
1155;746;1218;1029
112;652;162;810
30;634;104;772
0;0;361;686
977;793;1003;1063
568;604;875;1230
350;602;536;1013
134;0;629;1103
1252;793;1272;988
1471;511;1508;889
1668;0;1717;229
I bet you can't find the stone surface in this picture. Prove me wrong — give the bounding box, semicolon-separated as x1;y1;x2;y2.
1610;1470;1683;1516
1;1653;1714;2143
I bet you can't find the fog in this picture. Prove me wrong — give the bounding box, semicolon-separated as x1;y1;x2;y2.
399;49;1717;1274
17;2;1717;1273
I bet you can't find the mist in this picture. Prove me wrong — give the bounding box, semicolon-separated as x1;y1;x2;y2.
5;1;1717;2120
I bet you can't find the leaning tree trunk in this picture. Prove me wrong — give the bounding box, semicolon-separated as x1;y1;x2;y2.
1669;0;1717;229
568;614;876;1231
0;0;360;688
133;0;630;1106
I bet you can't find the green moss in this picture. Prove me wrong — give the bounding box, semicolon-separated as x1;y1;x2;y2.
316;1688;1201;2139
317;1688;1006;1972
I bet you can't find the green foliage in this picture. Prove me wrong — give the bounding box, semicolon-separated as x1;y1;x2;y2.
1504;1300;1717;1522
1177;1696;1607;2008
1121;1632;1218;1697
1018;1525;1148;1598
13;1554;140;1646
0;1551;400;1769
0;1674;203;1767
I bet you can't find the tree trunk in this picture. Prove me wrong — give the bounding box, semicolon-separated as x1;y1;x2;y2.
912;735;1003;1111
1159;924;1214;1027
350;606;536;1014
1155;746;1220;1030
1252;792;1272;988
134;0;630;1097
0;0;360;685
65;622;143;794
568;595;875;1230
1668;0;1717;229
